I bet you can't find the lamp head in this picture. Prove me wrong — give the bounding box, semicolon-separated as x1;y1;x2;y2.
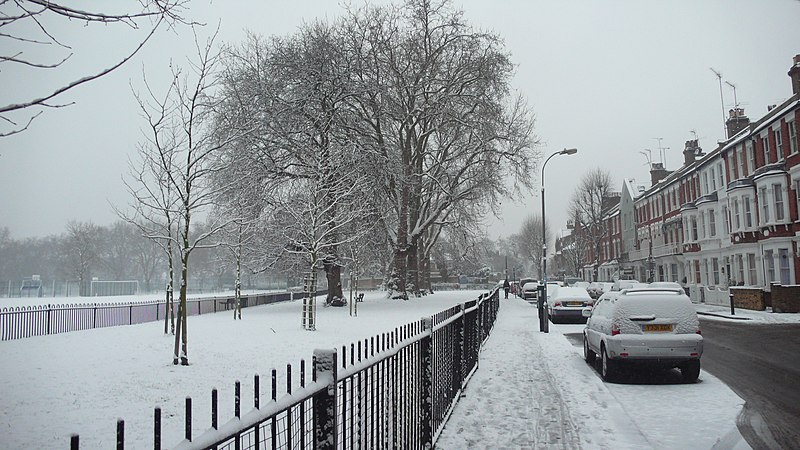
560;148;578;155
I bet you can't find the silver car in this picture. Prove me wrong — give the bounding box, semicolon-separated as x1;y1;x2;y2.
582;287;703;382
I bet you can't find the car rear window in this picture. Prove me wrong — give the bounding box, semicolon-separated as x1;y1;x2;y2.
613;293;698;334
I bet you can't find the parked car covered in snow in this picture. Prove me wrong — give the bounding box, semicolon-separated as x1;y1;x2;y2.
587;282;613;299
611;279;648;291
582;287;703;383
521;280;539;301
547;286;593;323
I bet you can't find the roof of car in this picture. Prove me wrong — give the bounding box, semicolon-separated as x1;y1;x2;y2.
552;286;591;300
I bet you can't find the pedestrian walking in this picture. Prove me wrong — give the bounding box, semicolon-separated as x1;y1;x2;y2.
503;278;510;299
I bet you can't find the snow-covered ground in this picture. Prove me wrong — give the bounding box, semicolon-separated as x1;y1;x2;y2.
0;290;752;449
695;303;800;324
436;297;749;450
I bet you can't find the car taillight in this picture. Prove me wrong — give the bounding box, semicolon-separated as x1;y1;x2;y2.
611;322;620;336
554;301;561;307
696;327;702;335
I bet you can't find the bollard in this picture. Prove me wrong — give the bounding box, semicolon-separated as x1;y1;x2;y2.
729;292;736;316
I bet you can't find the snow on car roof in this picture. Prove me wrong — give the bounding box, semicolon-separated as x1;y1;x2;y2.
552;286;591;300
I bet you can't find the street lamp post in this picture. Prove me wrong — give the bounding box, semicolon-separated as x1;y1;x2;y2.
539;147;578;333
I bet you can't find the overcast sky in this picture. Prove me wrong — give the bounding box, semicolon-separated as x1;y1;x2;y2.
1;0;799;242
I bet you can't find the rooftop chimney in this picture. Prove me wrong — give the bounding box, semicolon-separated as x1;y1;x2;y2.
726;107;750;138
649;162;670;186
790;54;800;95
683;139;702;166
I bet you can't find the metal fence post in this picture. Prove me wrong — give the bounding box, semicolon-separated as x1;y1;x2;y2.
313;349;337;450
116;419;124;450
154;407;161;450
453;304;464;395
419;317;433;447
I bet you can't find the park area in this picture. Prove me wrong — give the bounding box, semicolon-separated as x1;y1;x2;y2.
0;289;490;449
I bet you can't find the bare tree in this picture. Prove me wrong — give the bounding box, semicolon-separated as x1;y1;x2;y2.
219;23;377;306
512;214;551;279
340;0;539;298
1;0;193;137
569;168;615;280
124;28;241;365
61;221;101;296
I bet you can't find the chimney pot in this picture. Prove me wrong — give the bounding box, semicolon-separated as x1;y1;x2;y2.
789;54;800;95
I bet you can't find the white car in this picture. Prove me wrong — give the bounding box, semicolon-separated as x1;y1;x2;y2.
547;286;593;323
582;287;703;383
611;279;649;291
522;281;540;302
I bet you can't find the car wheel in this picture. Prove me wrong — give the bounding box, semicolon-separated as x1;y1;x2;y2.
583;334;596;364
601;345;617;382
681;360;701;383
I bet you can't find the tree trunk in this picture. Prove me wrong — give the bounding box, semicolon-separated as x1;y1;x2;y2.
178;256;189;365
164;246;174;334
172;298;183;365
324;260;344;305
234;243;242;320
389;246;408;299
406;241;419;297
419;245;431;294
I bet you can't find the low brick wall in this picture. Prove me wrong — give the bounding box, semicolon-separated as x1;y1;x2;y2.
771;284;800;313
729;287;766;311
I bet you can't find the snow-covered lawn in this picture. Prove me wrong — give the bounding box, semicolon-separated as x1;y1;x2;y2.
1;291;752;449
0;290;488;449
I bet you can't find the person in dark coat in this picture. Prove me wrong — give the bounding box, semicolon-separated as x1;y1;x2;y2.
503;279;510;299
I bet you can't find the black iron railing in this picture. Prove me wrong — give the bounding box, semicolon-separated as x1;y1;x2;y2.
0;291;311;341
69;288;500;449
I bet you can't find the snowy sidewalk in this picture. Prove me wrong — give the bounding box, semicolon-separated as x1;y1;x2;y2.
435;297;747;450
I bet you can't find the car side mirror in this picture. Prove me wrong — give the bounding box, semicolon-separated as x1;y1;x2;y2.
582;308;592;318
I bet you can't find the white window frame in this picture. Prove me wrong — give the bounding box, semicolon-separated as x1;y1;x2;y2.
795;179;800;222
743;195;752;228
747;253;758;285
747;141;755;174
774;183;785;222
763;135;771;164
737;254;745;285
733;198;741;230
765;249;776;283
760;186;771;224
737;148;745;179
709;209;716;237
775;128;784;161
779;248;791;285
789;120;798;155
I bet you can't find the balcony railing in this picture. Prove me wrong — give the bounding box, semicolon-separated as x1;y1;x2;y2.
627;243;682;261
652;242;681;257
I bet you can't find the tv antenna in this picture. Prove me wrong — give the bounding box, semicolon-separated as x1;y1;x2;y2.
710;67;727;138
639;149;652;167
653;137;669;167
725;80;739;109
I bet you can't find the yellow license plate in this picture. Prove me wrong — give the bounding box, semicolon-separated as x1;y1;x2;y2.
643;324;673;332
